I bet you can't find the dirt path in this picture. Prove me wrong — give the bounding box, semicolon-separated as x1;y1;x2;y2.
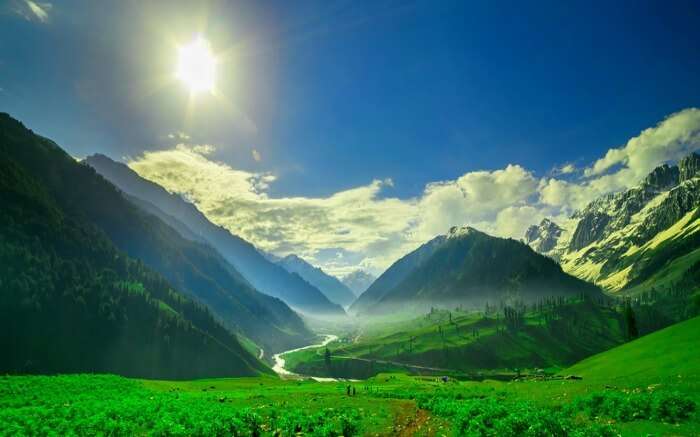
391;402;433;437
333;355;451;373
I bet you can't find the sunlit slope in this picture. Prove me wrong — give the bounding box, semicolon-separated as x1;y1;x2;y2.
291;300;626;378
564;316;700;381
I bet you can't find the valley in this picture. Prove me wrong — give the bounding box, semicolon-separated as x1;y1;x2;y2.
2;111;699;434
2;30;700;435
2;317;699;436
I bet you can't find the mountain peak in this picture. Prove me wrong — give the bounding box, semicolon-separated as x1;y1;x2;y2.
524;218;564;254
342;270;376;297
446;225;480;239
679;152;700;183
277;254;356;306
642;163;680;190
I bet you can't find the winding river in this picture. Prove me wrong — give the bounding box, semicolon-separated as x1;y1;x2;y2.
272;334;339;381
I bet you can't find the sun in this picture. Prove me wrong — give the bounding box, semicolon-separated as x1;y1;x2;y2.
176;36;216;94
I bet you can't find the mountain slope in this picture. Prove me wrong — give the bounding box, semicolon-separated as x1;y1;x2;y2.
525;153;700;295
352;227;604;315
564;315;700;381
3;115;313;354
85;154;344;317
342;270;376;296
277;255;356;307
0;114;269;378
350;234;447;314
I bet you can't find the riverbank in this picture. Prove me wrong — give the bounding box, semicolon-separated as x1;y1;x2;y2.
271;334;339;380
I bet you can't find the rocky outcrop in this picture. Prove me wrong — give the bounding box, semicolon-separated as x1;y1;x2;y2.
524;151;700;291
643;164;679;190
569;211;611;251
679;152;700;183
525;218;563;253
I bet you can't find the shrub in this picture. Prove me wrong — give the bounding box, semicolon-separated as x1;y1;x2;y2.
568;390;696;424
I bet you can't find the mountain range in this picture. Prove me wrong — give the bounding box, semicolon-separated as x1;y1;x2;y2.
85;154;345;318
342;270;376;296
351;226;604;315
276;254;356;307
0;113;271;378
525;153;700;295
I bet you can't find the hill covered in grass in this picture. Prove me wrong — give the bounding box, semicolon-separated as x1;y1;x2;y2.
290;297;627;379
565;315;700;382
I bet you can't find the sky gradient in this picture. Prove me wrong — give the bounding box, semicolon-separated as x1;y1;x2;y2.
2;0;700;275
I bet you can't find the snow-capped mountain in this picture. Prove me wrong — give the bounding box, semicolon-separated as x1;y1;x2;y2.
341;270;377;296
525;152;700;292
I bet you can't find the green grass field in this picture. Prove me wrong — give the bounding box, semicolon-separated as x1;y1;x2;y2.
2;317;698;436
286;300;626;379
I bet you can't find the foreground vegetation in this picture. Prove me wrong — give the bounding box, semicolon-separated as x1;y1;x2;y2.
1;318;698;436
1;371;696;436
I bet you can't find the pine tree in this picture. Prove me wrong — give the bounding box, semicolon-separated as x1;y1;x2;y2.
624;301;638;340
324;347;331;368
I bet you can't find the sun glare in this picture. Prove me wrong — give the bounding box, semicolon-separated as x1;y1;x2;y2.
176;36;216;94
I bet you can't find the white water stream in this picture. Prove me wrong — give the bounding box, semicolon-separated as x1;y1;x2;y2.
272;334;341;381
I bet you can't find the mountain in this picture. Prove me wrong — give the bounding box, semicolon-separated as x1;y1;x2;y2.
342;270;376;296
85;154;344;318
351;226;604;315
276;255;356;307
524;218;564;254
0;113;270;378
525;153;700;295
2;115;316;355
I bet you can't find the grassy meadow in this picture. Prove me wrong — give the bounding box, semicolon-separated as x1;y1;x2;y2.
2;317;698;436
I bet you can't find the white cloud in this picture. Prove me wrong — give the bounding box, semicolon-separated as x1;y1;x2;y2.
129;108;700;275
552;163;576;175
414;164;539;240
167;132;191;141
583;108;700;191
252;149;261;162
12;0;51;23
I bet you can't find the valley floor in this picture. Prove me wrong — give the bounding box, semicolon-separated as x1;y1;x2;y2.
1;369;697;436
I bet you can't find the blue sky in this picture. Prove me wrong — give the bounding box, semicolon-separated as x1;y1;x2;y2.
2;0;700;275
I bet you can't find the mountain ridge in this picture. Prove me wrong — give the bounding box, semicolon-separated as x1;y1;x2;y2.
277;254;356;307
342;270;376;296
85;153;345;317
525;152;700;293
0;113;269;378
351;226;604;315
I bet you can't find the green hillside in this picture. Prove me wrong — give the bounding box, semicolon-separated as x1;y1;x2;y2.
0;115;270;378
565;315;700;383
0;113;314;355
289;298;627;379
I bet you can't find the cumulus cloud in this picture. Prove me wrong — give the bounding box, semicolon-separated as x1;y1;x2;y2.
129;147;417;275
414;165;539;239
129;108;700;275
12;0;51;23
552;163;576;175
583;108;700;191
